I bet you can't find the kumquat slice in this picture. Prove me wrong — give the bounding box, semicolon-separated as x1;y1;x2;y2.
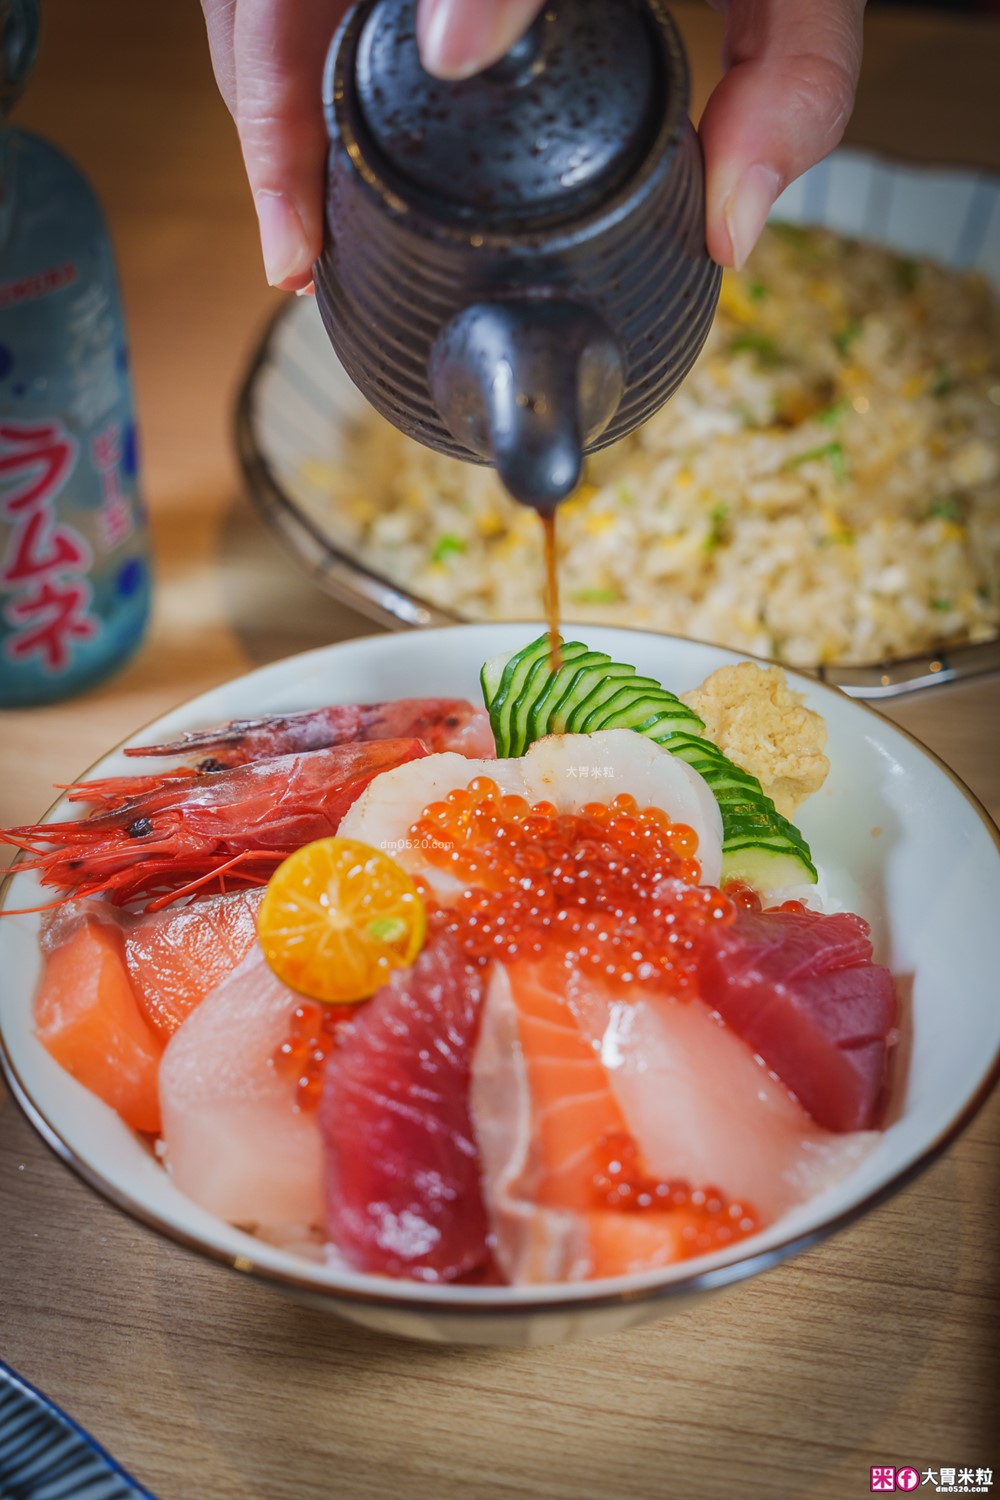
257;837;426;1003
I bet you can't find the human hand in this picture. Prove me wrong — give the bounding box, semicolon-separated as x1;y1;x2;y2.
201;0;864;289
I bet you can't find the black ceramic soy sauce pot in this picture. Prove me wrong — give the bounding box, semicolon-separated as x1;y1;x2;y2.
315;0;720;511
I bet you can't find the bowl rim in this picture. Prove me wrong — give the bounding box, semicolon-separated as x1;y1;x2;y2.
234;143;1000;697
2;624;999;1318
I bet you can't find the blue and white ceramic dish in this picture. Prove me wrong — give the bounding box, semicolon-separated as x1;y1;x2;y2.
235;147;1000;697
0;1360;156;1500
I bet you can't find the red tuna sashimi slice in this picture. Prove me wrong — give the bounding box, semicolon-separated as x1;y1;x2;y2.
698;908;898;1131
320;935;490;1282
159;947;324;1236
34;914;164;1133
124;887;264;1037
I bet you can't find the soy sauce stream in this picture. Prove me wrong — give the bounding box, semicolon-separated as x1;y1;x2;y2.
541;512;562;675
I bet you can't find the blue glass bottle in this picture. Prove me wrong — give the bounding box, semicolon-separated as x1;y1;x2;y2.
0;0;150;706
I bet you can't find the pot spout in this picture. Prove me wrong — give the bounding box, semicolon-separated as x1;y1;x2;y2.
429;300;625;512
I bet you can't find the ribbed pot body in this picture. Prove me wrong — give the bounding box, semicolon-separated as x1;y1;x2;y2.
314;4;721;464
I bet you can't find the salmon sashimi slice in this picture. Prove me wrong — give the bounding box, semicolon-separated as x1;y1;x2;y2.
698;907;899;1130
34;915;163;1133
41;888;265;1041
471;963;703;1284
320;935;490;1282
471;957;876;1284
124;887;264;1037
158;947;324;1237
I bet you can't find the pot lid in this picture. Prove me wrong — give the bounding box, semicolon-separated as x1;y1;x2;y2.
352;0;662;225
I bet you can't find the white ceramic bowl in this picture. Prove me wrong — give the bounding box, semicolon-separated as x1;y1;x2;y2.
2;626;998;1346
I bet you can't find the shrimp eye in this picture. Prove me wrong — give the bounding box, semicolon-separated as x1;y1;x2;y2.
127;817;153;838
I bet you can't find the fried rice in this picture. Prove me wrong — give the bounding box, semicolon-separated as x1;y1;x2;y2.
309;224;1000;668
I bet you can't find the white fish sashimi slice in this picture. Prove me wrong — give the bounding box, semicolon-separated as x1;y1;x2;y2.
159;947;324;1237
569;980;877;1222
340;731;724;891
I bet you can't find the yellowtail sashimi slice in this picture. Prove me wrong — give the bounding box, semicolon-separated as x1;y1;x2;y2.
159;947;324;1239
568;978;877;1222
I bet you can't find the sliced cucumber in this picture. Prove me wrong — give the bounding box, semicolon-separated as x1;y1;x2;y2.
537;650;616;737
480;648;515;706
583;688;702;735
719;844;817;889
562;665;651;733
512;642;596;756
486;636;552;758
480;634;817;887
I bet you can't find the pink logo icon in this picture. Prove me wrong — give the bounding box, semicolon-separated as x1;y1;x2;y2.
871;1470;896;1493
895;1471;920;1493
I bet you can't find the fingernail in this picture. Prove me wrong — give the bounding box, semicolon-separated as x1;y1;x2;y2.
294;281;316;298
254;191;310;288
419;0;530;80
419;0;478;78
724;164;781;271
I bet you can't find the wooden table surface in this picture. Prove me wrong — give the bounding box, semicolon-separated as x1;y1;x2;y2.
1;5;998;1498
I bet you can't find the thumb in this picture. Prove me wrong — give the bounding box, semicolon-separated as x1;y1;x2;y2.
417;0;546;80
700;0;866;269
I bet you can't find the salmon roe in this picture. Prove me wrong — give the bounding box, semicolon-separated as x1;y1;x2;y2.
724;880;807;916
410;778;734;993
272;1001;351;1110
592;1130;760;1254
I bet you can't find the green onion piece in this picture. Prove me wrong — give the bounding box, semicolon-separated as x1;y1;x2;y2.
568;587;620;606
928;498;961;522
704;504;730;553
931;366;953;397
931;598;953;612
431;533;465;563
817;530;855;547
729;331;783;367
833;321;863;356
817;401;849;427
785;441;847;480
747;280;768;302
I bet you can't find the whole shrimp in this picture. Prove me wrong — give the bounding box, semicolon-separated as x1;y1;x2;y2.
2;738;427;911
123;698;495;769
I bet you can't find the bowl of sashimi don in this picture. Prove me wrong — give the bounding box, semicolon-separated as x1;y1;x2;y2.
1;625;998;1347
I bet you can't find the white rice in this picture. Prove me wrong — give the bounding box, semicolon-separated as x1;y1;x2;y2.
308;225;1000;667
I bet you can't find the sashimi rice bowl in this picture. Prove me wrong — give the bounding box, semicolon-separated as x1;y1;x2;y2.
1;625;998;1345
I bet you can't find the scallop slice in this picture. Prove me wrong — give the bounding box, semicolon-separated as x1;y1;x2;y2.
337;751;524;896
339;732;723;893
520;731;722;888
